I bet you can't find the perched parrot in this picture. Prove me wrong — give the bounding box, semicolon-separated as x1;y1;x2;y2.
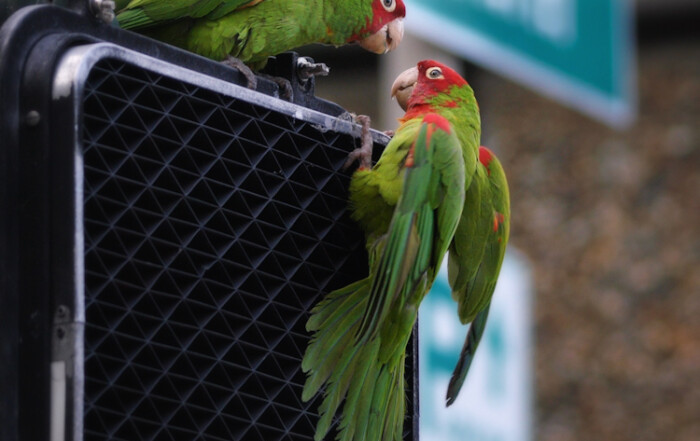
301;60;510;441
114;0;405;70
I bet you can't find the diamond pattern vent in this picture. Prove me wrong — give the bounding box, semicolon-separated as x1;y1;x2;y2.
79;59;406;441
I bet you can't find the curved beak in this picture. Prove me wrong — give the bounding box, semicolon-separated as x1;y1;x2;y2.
358;19;404;54
391;66;418;111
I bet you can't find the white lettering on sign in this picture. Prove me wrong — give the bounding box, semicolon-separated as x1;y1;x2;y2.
532;0;577;45
454;0;577;45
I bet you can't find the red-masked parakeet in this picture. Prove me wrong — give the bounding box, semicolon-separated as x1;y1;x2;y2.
115;0;406;70
301;60;510;441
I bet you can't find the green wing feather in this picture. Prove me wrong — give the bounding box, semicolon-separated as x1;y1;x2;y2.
116;0;255;29
302;115;466;441
355;116;465;345
445;146;510;405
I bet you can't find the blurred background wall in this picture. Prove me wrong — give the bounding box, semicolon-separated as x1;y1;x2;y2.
305;0;699;439
477;33;699;441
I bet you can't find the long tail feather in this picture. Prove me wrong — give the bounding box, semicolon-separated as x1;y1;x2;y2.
302;280;405;441
446;303;491;405
383;355;406;441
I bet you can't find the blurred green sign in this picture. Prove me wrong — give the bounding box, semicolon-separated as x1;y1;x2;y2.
419;251;533;441
406;0;636;127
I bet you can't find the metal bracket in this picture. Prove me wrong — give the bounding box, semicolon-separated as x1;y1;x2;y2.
262;52;346;116
51;305;83;441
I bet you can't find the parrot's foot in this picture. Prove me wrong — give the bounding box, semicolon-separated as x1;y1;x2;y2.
222;56;258;90
383;130;395;137
296;57;330;81
343;115;374;170
258;73;294;101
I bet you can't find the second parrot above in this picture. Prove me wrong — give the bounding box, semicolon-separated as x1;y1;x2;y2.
115;0;406;70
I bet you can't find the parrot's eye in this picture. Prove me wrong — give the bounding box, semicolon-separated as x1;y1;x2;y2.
381;0;396;12
426;67;444;80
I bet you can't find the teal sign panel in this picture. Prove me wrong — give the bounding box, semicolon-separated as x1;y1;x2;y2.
405;0;636;127
419;251;533;441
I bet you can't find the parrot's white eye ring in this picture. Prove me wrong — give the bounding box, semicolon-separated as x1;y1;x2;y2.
426;67;444;80
381;0;396;13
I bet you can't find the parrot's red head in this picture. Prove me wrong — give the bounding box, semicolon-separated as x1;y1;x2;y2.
354;0;405;54
368;0;406;29
391;60;468;115
414;60;468;94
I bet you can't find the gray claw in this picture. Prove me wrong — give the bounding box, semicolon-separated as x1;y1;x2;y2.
343;115;374;170
222;56;258;89
297;57;330;82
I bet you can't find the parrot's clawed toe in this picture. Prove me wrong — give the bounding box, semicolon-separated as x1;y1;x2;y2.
221;56;293;100
222;56;258;90
259;74;294;101
343;115;374;170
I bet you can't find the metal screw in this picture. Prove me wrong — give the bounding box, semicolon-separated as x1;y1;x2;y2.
56;327;66;340
90;0;116;24
25;110;40;127
57;305;69;318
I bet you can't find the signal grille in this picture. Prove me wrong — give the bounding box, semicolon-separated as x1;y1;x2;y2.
80;59;372;441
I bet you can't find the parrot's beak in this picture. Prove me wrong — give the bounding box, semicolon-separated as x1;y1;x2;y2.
358;19;404;54
391;66;418;111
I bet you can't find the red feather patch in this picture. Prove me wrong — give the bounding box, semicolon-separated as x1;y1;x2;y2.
405;146;415;168
423;113;452;134
406;114;451;168
493;212;505;232
479;146;495;175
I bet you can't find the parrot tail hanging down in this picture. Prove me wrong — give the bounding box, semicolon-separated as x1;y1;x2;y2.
445;145;510;404
302;59;510;440
115;0;405;91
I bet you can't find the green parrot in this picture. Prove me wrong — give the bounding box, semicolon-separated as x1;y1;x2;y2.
301;60;510;441
114;0;406;70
